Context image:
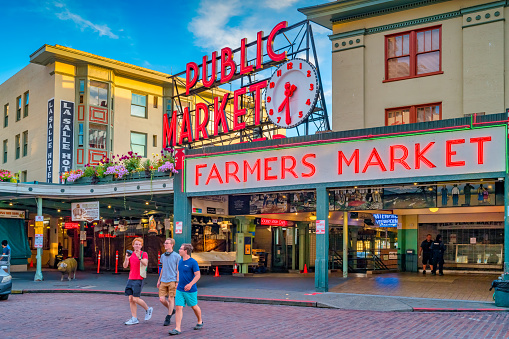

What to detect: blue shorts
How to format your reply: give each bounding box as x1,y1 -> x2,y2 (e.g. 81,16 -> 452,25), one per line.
175,290 -> 198,307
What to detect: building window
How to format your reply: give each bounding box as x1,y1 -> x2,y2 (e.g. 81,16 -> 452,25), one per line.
385,26 -> 441,81
78,123 -> 84,147
21,170 -> 27,182
3,104 -> 8,128
89,123 -> 107,149
386,103 -> 441,126
79,80 -> 85,104
16,96 -> 21,121
2,139 -> 7,163
153,135 -> 157,147
131,93 -> 147,118
15,134 -> 20,159
23,91 -> 29,117
22,131 -> 28,157
89,81 -> 108,107
166,99 -> 172,116
130,132 -> 147,157
153,96 -> 158,108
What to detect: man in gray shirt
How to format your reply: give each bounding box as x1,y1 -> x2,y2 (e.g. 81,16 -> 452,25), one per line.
157,238 -> 181,326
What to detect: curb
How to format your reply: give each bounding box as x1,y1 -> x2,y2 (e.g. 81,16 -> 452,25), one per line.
12,289 -> 509,312
413,307 -> 509,312
15,289 -> 319,308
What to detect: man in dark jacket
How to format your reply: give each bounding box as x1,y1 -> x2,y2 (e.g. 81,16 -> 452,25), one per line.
430,234 -> 445,276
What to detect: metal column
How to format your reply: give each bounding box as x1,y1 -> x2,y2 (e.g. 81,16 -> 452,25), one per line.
173,170 -> 192,248
34,198 -> 43,281
315,186 -> 329,292
79,221 -> 85,271
343,211 -> 348,278
505,176 -> 509,280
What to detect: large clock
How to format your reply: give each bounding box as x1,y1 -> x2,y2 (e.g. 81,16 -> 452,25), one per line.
265,58 -> 319,129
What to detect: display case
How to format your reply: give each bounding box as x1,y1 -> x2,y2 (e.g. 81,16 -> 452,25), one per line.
452,244 -> 503,265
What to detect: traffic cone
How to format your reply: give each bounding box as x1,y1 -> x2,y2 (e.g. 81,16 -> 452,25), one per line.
214,266 -> 220,277
233,264 -> 239,274
303,264 -> 308,274
29,258 -> 34,268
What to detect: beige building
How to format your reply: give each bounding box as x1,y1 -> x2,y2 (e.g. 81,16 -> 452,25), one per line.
300,0 -> 507,131
0,45 -> 274,182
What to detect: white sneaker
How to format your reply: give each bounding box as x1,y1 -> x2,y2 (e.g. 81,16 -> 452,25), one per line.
145,307 -> 153,321
125,317 -> 139,325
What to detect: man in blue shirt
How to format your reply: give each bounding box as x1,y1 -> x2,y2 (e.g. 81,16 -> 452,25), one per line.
169,243 -> 203,336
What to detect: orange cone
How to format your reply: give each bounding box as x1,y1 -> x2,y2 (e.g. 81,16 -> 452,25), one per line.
29,258 -> 34,268
214,266 -> 220,277
233,264 -> 239,274
303,264 -> 308,274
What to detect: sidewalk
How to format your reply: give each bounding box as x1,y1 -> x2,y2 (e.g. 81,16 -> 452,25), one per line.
10,269 -> 508,312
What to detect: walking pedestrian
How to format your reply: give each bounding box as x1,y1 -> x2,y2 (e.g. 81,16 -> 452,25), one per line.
431,234 -> 445,276
123,237 -> 153,325
169,243 -> 203,336
157,238 -> 181,326
418,234 -> 433,274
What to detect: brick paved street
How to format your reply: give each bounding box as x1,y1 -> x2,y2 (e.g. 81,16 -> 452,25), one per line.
3,294 -> 509,338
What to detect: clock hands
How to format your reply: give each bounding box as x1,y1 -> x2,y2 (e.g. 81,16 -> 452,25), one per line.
278,82 -> 297,125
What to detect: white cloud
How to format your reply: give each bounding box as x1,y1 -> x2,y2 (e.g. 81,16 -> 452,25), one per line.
56,8 -> 119,39
188,0 -> 257,52
263,0 -> 299,10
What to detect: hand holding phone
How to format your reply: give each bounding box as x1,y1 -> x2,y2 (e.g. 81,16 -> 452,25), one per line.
126,249 -> 133,257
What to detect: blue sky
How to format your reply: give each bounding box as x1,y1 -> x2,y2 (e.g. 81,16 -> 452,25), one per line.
1,0 -> 333,119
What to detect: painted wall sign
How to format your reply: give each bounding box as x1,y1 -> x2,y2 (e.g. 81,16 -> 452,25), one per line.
59,100 -> 74,175
47,98 -> 55,183
186,126 -> 506,193
164,21 -> 293,147
0,209 -> 25,219
71,201 -> 99,222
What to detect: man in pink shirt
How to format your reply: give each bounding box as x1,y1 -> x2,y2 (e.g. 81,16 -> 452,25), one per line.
123,237 -> 153,325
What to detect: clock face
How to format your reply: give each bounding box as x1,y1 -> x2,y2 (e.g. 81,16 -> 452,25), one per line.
265,58 -> 319,129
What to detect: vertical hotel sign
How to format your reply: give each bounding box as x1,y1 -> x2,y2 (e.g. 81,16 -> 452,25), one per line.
59,100 -> 74,175
46,98 -> 54,183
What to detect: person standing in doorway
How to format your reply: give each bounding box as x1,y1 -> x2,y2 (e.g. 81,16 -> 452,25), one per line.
169,243 -> 203,336
157,238 -> 181,326
418,234 -> 433,274
431,234 -> 446,276
123,237 -> 153,325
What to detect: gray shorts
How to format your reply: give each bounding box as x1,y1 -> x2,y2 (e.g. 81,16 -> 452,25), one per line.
125,279 -> 143,297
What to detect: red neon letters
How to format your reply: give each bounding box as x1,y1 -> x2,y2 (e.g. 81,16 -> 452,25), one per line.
171,22 -> 288,147
195,153 -> 317,186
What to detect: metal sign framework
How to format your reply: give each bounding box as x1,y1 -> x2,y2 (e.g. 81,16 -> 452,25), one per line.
169,20 -> 330,149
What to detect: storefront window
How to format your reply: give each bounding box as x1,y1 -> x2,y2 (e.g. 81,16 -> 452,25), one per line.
89,123 -> 107,149
89,81 -> 108,107
420,223 -> 504,267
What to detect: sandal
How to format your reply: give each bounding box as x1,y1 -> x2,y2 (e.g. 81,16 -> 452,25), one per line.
193,323 -> 204,330
168,329 -> 181,336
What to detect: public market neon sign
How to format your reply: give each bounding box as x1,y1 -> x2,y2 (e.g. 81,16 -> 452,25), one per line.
164,21 -> 288,147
